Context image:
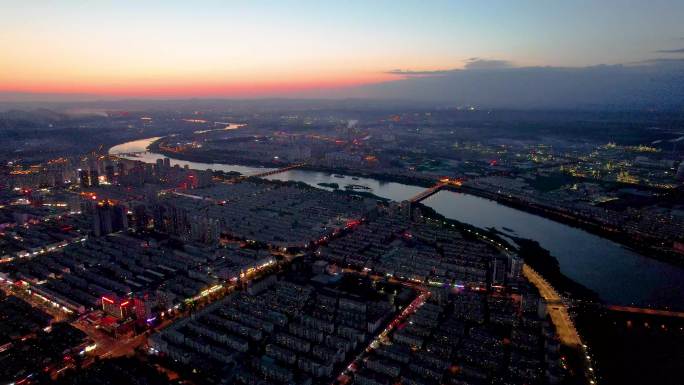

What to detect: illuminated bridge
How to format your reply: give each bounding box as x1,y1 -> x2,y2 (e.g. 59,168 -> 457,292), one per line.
408,178 -> 464,203
250,163 -> 307,178
409,183 -> 446,203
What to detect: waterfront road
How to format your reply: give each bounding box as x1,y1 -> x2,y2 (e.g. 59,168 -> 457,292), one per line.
523,264 -> 582,347
607,305 -> 684,318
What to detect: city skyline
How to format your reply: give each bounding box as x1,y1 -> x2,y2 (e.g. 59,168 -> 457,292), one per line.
1,3 -> 684,384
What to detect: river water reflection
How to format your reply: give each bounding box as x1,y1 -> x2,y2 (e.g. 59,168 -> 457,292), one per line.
109,138 -> 273,176
421,191 -> 684,310
110,137 -> 684,310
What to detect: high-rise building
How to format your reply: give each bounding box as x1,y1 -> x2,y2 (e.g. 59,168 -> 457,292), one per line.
105,164 -> 115,184
117,162 -> 126,178
89,170 -> 100,187
133,204 -> 149,230
491,255 -> 508,286
197,169 -> 213,188
93,200 -> 128,236
79,169 -> 90,188
508,255 -> 523,281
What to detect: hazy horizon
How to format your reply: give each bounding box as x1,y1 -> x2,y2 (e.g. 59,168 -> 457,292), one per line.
2,1 -> 684,108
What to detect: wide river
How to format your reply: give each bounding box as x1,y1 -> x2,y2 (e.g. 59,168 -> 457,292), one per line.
110,138 -> 684,310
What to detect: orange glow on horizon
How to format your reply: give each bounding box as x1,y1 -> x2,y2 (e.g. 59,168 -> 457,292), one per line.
0,74 -> 396,97
0,73 -> 396,98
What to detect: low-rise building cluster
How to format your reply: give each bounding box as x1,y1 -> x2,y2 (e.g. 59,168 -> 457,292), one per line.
1,233 -> 273,320
150,275 -> 399,385
354,285 -> 562,385
319,204 -> 521,289
154,181 -> 376,247
0,219 -> 85,262
0,294 -> 53,350
0,322 -> 90,384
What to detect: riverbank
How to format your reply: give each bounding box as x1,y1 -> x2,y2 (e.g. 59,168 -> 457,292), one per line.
149,137 -> 436,188
149,139 -> 291,169
514,237 -> 598,301
455,184 -> 684,267
299,165 -> 435,188
109,136 -> 684,310
141,137 -> 681,269
416,203 -> 598,302
246,176 -> 391,203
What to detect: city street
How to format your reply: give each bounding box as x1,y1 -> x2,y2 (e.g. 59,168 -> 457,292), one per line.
333,277 -> 430,385
523,264 -> 582,347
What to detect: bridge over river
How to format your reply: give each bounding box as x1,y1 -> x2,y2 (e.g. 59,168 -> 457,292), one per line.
110,137 -> 684,316
408,179 -> 464,203
248,163 -> 307,178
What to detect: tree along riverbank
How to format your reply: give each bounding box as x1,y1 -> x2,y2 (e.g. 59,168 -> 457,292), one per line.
147,136 -> 682,267
416,203 -> 599,303
454,184 -> 684,267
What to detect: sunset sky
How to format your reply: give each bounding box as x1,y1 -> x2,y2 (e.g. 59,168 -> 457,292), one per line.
2,0 -> 683,99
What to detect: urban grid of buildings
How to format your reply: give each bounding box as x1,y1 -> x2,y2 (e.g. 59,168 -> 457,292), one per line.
2,109 -> 681,385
